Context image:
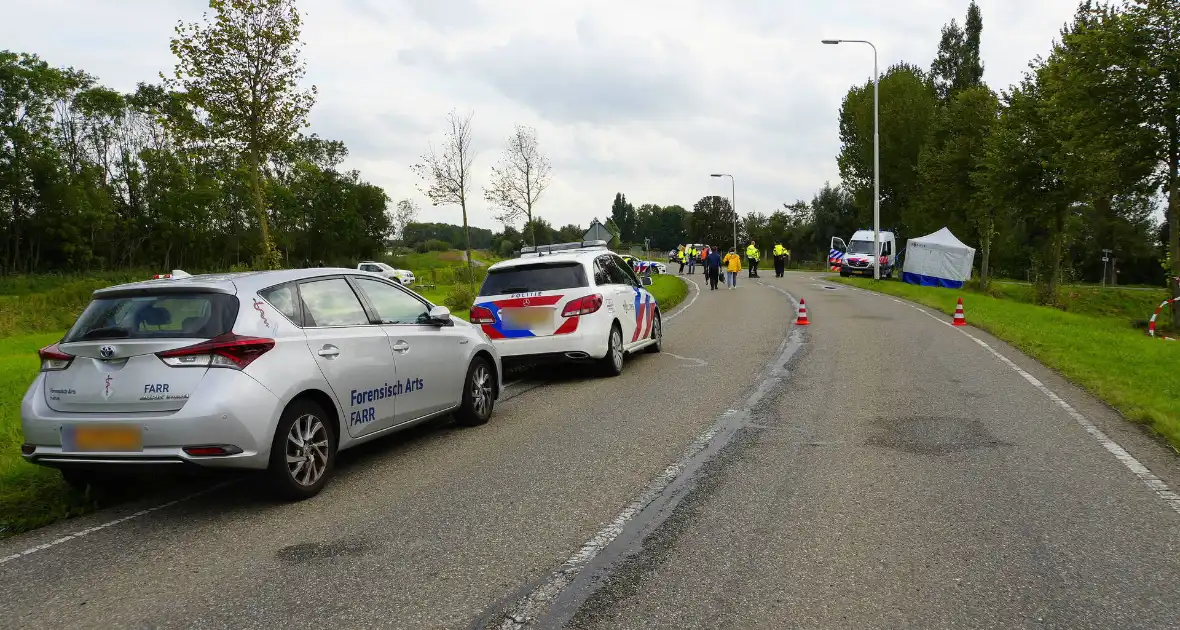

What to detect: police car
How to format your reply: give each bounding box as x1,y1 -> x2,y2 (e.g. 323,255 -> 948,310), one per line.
21,268 -> 501,499
620,254 -> 667,275
470,241 -> 662,376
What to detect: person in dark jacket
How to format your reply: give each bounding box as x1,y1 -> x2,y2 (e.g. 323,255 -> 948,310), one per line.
705,245 -> 723,290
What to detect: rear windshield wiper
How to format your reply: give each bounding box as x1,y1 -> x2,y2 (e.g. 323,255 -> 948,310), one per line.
496,286 -> 534,294
77,326 -> 131,340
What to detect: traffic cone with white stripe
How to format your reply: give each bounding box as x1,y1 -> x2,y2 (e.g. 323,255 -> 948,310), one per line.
795,299 -> 810,326
952,297 -> 967,326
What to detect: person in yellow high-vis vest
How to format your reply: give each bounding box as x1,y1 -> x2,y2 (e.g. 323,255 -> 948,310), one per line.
746,241 -> 760,278
772,242 -> 787,277
676,246 -> 686,274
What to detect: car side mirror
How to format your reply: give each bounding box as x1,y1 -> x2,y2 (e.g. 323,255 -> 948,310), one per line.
640,276 -> 653,287
427,305 -> 452,325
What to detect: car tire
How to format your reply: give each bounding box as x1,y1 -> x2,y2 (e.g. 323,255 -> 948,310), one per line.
266,398 -> 336,501
454,356 -> 495,427
646,311 -> 663,353
840,270 -> 850,277
600,323 -> 625,377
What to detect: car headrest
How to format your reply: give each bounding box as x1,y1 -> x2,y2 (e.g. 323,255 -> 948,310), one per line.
137,305 -> 172,327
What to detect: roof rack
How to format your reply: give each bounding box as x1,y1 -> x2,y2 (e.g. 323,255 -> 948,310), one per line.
519,240 -> 609,258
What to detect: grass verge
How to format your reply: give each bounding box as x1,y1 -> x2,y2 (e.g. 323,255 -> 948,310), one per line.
650,274 -> 689,311
0,333 -> 102,536
833,276 -> 1180,448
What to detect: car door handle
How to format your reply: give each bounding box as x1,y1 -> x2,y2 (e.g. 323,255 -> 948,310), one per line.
392,340 -> 410,354
317,345 -> 340,358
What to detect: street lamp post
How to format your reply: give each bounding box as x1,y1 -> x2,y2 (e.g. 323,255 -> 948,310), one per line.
710,173 -> 736,253
823,38 -> 880,280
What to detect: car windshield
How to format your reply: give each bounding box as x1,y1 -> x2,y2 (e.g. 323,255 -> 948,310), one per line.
847,240 -> 877,255
63,293 -> 238,342
479,262 -> 589,296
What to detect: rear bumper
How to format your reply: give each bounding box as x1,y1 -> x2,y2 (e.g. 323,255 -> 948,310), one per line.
20,370 -> 283,471
491,328 -> 611,363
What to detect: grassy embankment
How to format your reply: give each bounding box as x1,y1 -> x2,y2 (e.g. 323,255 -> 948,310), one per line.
833,276 -> 1179,448
0,254 -> 687,535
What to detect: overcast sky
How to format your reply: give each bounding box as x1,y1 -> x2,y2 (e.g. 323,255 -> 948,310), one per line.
5,0 -> 1080,231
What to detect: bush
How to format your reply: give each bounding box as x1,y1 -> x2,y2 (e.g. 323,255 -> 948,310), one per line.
497,240 -> 516,258
444,283 -> 478,312
425,239 -> 451,252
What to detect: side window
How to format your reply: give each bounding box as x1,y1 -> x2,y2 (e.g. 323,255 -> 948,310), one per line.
353,277 -> 430,325
300,278 -> 370,327
883,242 -> 892,256
259,283 -> 301,326
592,258 -> 611,286
608,255 -> 640,286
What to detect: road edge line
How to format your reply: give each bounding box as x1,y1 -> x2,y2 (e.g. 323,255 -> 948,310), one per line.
844,283 -> 1180,516
487,288 -> 801,628
662,275 -> 700,322
0,480 -> 237,566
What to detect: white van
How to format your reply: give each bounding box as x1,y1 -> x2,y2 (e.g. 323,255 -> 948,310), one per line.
830,230 -> 898,278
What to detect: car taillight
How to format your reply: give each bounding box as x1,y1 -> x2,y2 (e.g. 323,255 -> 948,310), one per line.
470,305 -> 496,324
152,274 -> 172,279
38,344 -> 74,372
562,294 -> 603,318
156,333 -> 275,369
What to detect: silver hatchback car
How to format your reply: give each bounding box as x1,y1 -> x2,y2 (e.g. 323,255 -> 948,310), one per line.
21,268 -> 502,499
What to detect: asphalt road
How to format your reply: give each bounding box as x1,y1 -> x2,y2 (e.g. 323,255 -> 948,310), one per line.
3,272 -> 1180,629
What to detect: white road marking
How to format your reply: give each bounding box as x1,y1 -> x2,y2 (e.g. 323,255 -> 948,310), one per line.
497,290 -> 803,628
848,285 -> 1180,516
662,276 -> 700,322
663,352 -> 708,367
0,480 -> 236,566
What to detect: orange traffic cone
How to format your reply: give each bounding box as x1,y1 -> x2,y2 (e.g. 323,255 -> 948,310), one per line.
952,297 -> 966,326
795,299 -> 810,326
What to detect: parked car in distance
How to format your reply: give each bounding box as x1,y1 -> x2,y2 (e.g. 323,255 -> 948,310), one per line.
21,268 -> 500,499
358,261 -> 416,286
620,254 -> 666,275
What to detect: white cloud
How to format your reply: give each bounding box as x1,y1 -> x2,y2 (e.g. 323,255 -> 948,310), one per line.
2,0 -> 1079,230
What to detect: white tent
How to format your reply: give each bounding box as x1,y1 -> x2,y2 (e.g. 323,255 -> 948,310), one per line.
902,227 -> 976,289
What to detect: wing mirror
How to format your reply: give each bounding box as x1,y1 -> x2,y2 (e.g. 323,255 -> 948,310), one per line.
427,305 -> 452,325
640,276 -> 653,287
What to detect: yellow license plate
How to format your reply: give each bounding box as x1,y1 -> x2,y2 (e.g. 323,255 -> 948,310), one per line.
64,425 -> 143,452
503,308 -> 551,328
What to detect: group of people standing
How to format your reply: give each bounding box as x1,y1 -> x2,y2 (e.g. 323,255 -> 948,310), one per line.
674,241 -> 792,291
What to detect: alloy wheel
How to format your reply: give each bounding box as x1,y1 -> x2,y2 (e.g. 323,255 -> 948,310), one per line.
471,363 -> 493,418
612,329 -> 624,370
286,413 -> 329,487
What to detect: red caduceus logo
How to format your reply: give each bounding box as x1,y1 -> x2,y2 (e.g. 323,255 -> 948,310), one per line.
104,374 -> 112,397
253,298 -> 270,328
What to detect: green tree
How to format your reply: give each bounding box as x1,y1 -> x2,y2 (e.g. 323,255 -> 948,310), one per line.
610,192 -> 636,242
837,63 -> 937,233
167,0 -> 317,269
412,109 -> 477,281
930,1 -> 985,104
690,195 -> 734,248
978,72 -> 1072,304
1118,0 -> 1180,324
916,85 -> 1000,285
960,2 -> 985,92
